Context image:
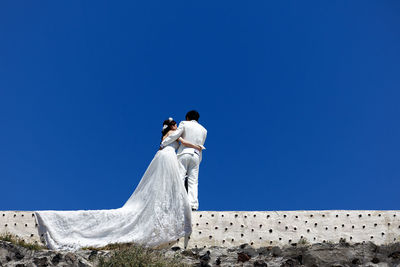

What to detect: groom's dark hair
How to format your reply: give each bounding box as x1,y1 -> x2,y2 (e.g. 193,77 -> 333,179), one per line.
186,110 -> 200,121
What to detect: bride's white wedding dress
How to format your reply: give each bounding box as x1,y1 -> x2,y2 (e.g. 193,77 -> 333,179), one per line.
35,141 -> 192,251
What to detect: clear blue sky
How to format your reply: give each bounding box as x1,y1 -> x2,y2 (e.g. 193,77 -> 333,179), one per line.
1,1 -> 399,211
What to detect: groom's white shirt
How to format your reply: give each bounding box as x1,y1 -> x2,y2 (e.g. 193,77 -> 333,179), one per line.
161,120 -> 207,161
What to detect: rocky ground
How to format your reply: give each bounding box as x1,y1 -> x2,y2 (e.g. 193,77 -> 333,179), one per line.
0,241 -> 111,266
164,241 -> 400,267
2,240 -> 400,266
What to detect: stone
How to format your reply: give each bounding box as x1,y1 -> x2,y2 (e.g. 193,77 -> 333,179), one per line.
371,257 -> 380,264
365,241 -> 379,253
280,258 -> 297,267
65,252 -> 77,264
182,249 -> 199,258
78,258 -> 92,267
240,244 -> 257,258
301,252 -> 318,266
339,238 -> 350,247
352,258 -> 361,265
51,253 -> 62,265
256,247 -> 271,256
14,250 -> 24,260
199,250 -> 211,267
293,255 -> 303,265
88,250 -> 97,261
240,244 -> 249,249
199,250 -> 211,261
3,237 -> 400,267
237,252 -> 251,262
33,257 -> 49,267
254,259 -> 268,266
271,246 -> 282,257
389,251 -> 400,259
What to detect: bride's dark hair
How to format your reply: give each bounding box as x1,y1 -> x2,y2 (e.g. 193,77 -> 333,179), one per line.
161,118 -> 177,140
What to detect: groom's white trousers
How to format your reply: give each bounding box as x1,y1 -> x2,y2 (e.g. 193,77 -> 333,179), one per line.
178,153 -> 200,210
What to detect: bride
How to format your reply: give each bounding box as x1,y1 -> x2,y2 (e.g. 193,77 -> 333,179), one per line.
35,118 -> 202,250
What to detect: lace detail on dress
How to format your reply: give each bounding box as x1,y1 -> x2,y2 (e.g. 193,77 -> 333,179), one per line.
35,140 -> 191,251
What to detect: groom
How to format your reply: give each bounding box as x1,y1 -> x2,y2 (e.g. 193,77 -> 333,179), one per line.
161,110 -> 207,211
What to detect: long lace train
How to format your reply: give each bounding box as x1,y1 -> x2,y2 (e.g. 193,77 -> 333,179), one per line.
35,145 -> 192,250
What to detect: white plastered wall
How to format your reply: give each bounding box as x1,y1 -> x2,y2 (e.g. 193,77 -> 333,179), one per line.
1,210 -> 399,249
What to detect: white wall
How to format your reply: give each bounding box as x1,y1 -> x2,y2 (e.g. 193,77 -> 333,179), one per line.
1,210 -> 399,249
176,210 -> 400,248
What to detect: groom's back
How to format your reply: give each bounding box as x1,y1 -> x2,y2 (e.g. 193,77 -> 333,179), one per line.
177,120 -> 207,158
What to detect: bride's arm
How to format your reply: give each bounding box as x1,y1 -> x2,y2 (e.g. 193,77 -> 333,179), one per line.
160,122 -> 185,148
178,137 -> 204,151
162,131 -> 171,141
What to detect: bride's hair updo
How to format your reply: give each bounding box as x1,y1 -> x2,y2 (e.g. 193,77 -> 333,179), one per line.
161,118 -> 177,140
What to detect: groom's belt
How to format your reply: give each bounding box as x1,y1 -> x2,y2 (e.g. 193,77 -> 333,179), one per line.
179,148 -> 200,156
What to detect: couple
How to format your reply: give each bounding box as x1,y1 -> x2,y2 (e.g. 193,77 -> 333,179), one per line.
35,110 -> 207,250
161,110 -> 207,211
